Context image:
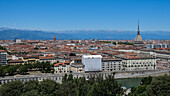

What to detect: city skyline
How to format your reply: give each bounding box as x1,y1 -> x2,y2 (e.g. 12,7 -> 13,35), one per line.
0,0 -> 170,96
0,0 -> 170,31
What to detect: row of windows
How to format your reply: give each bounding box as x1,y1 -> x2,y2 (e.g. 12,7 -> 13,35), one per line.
57,68 -> 70,70
126,65 -> 155,67
103,62 -> 121,64
102,66 -> 121,68
56,71 -> 70,73
102,69 -> 121,71
132,62 -> 153,64
103,64 -> 121,66
123,62 -> 154,64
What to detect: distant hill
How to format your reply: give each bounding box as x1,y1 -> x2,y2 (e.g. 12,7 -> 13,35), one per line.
0,27 -> 69,40
0,27 -> 169,40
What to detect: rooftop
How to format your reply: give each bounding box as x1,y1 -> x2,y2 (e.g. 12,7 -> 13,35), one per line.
0,50 -> 6,52
82,55 -> 102,58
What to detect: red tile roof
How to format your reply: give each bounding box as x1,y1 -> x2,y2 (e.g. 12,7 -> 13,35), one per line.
54,62 -> 66,67
39,56 -> 56,60
0,50 -> 6,52
54,61 -> 70,67
64,61 -> 70,64
46,54 -> 53,57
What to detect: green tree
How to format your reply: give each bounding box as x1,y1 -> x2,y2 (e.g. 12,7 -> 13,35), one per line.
4,66 -> 17,75
0,80 -> 24,96
130,85 -> 147,96
146,75 -> 170,96
76,77 -> 90,96
0,66 -> 5,76
67,74 -> 73,82
141,76 -> 152,85
19,65 -> 28,75
88,75 -> 123,96
58,81 -> 77,96
62,74 -> 68,83
38,79 -> 60,96
21,90 -> 39,96
23,80 -> 39,92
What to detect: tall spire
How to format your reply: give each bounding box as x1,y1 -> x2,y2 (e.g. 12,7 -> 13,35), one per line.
137,20 -> 140,35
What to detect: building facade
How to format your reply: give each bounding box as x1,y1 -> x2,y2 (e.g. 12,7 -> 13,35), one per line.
102,58 -> 122,72
15,39 -> 22,43
122,58 -> 156,70
39,55 -> 57,64
82,55 -> 102,72
54,61 -> 71,73
0,50 -> 7,65
70,59 -> 84,73
70,63 -> 84,73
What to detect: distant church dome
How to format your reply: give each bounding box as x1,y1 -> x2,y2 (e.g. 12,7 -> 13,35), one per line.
135,34 -> 143,41
134,21 -> 144,46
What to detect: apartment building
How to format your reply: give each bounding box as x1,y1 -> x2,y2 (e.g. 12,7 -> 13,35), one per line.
54,61 -> 71,73
102,58 -> 122,71
0,50 -> 7,65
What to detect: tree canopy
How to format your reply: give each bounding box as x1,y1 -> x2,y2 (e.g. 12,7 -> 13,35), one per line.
0,74 -> 124,96
128,75 -> 170,96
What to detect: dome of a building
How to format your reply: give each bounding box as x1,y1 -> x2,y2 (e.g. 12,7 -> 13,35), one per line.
134,21 -> 144,46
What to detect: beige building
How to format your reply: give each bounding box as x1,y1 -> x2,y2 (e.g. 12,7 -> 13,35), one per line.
39,55 -> 57,64
102,58 -> 122,72
116,53 -> 156,71
54,61 -> 70,73
121,56 -> 156,71
70,58 -> 84,73
8,60 -> 24,65
71,63 -> 84,73
122,58 -> 156,70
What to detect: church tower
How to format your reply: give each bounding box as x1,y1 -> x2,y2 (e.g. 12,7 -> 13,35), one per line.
134,21 -> 144,46
54,36 -> 56,41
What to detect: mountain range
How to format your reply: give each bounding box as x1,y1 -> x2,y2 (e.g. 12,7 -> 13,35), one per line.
0,27 -> 170,40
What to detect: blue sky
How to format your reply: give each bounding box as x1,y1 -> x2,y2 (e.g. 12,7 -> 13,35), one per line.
0,0 -> 170,31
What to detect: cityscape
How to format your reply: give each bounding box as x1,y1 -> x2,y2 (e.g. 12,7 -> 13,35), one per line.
0,0 -> 170,96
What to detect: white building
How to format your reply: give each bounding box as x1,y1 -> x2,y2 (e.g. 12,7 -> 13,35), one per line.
82,55 -> 102,72
15,39 -> 22,43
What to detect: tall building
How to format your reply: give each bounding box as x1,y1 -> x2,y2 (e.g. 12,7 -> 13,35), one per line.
134,21 -> 144,46
0,50 -> 7,65
15,39 -> 22,43
54,36 -> 56,41
82,55 -> 102,72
